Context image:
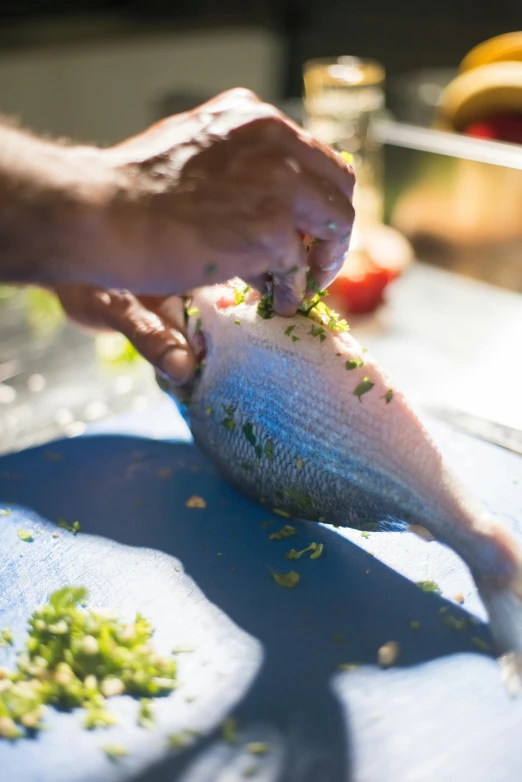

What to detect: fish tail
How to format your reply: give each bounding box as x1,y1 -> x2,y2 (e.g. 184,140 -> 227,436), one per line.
477,565 -> 522,696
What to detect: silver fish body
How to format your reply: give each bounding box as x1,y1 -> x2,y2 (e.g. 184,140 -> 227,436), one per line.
159,281 -> 522,686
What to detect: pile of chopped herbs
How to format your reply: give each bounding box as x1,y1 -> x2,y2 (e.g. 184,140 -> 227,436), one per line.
0,587 -> 176,740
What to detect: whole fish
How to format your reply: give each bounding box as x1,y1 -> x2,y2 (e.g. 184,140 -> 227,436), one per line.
158,280 -> 522,689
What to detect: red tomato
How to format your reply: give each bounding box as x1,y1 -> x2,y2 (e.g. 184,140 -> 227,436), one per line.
465,114 -> 522,144
328,253 -> 393,314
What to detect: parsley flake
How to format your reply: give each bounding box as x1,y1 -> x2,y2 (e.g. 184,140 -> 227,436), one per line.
269,525 -> 296,541
17,529 -> 34,542
353,378 -> 374,400
272,571 -> 300,588
345,358 -> 363,370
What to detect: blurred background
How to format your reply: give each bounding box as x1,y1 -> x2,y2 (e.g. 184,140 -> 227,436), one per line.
1,2 -> 522,453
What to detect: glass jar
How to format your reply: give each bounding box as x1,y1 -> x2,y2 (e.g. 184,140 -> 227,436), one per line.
303,56 -> 385,236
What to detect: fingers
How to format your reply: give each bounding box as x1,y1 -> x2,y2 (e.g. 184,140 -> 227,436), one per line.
306,231 -> 352,295
94,290 -> 197,385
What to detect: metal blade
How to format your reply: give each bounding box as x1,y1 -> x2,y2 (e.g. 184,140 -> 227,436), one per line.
426,407 -> 522,456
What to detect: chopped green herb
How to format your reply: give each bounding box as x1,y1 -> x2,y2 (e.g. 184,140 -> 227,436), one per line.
57,518 -> 80,534
269,525 -> 297,541
337,663 -> 359,672
416,580 -> 441,593
286,542 -> 323,560
353,378 -> 375,401
223,404 -> 236,417
361,531 -> 371,539
247,742 -> 270,755
138,698 -> 155,730
273,508 -> 290,518
205,263 -> 217,276
261,521 -> 274,528
284,325 -> 296,336
443,615 -> 466,631
345,358 -> 363,370
384,389 -> 393,404
221,418 -> 236,432
243,422 -> 256,447
167,730 -> 196,749
272,571 -> 300,589
309,325 -> 325,339
234,319 -> 241,325
186,307 -> 199,316
296,459 -> 304,469
205,406 -> 213,416
241,461 -> 252,471
257,291 -> 275,320
17,529 -> 34,543
0,587 -> 177,741
221,716 -> 238,744
263,439 -> 274,462
409,621 -> 421,630
470,636 -> 491,653
0,628 -> 14,646
103,744 -> 127,761
291,335 -> 300,342
0,508 -> 11,516
234,285 -> 251,306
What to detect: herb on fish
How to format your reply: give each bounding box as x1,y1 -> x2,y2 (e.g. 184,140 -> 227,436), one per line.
243,422 -> 257,448
103,744 -> 127,761
241,461 -> 252,471
205,406 -> 213,416
283,488 -> 319,515
309,325 -> 326,341
186,495 -> 206,509
247,742 -> 269,755
272,571 -> 300,589
361,531 -> 371,539
264,439 -> 274,462
416,580 -> 441,593
284,325 -> 296,337
269,525 -> 296,541
221,716 -> 238,744
0,587 -> 177,740
292,335 -> 300,342
223,404 -> 236,416
186,307 -> 199,317
383,389 -> 393,403
353,378 -> 374,401
409,621 -> 421,630
17,530 -> 33,543
296,459 -> 304,469
234,319 -> 241,325
57,518 -> 80,534
0,628 -> 13,646
345,358 -> 363,370
221,417 -> 236,431
204,263 -> 217,276
234,285 -> 251,306
0,508 -> 11,516
286,543 -> 315,560
257,291 -> 275,320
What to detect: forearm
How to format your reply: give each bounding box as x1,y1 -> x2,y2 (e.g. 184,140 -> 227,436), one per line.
0,121 -> 119,286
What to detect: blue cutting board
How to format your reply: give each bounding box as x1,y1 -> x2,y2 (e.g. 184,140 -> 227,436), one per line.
0,402 -> 521,782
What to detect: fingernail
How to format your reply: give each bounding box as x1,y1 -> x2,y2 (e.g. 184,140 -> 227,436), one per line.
160,347 -> 194,385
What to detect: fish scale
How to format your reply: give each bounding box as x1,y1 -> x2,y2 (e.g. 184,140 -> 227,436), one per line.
159,280 -> 522,691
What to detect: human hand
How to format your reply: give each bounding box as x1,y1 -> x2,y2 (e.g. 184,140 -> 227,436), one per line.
53,285 -> 197,385
95,88 -> 355,315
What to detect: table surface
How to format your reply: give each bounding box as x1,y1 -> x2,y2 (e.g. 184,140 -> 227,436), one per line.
1,264 -> 522,782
